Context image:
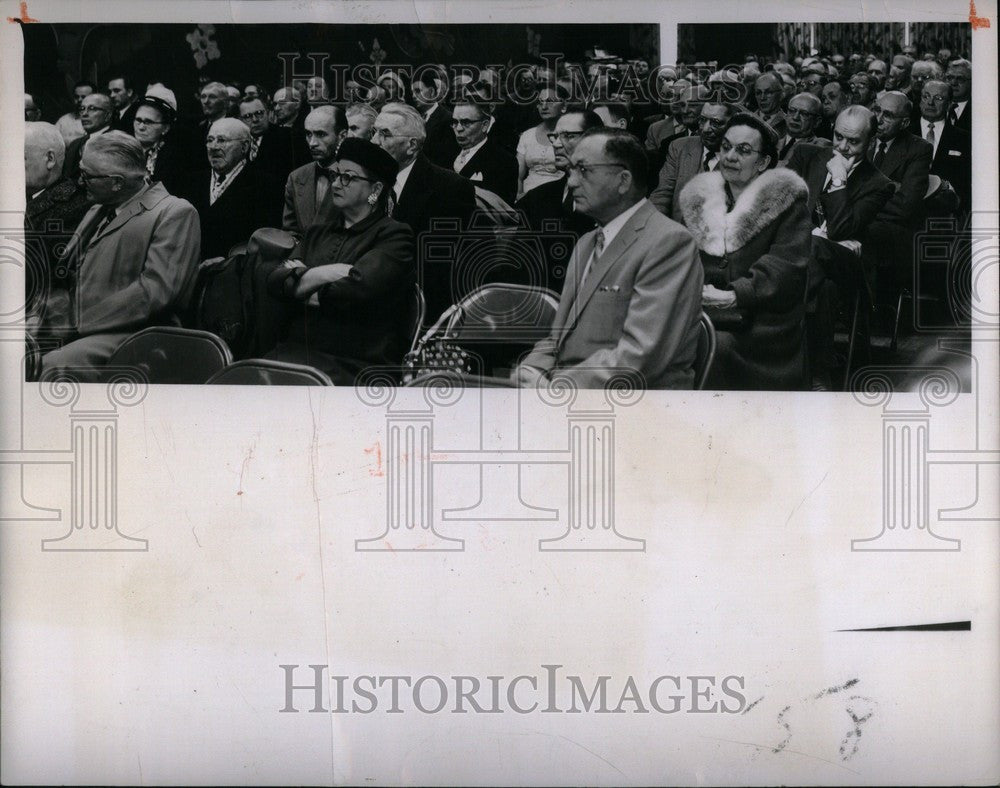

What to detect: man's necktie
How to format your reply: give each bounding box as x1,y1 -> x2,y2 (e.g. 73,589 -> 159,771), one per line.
925,122 -> 936,146
455,149 -> 471,173
948,105 -> 959,126
581,229 -> 605,283
85,205 -> 116,249
872,140 -> 887,171
315,168 -> 330,206
780,138 -> 796,160
703,151 -> 716,172
561,188 -> 574,215
249,137 -> 261,161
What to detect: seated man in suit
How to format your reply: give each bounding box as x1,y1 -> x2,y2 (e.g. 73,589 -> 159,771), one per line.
918,79 -> 971,216
864,91 -> 933,292
239,97 -> 294,183
786,105 -> 894,388
187,118 -> 283,260
108,74 -> 140,135
945,58 -> 972,132
451,98 -> 518,206
848,73 -> 877,109
650,100 -> 734,221
197,82 -> 229,141
411,65 -> 459,169
38,132 -> 201,381
514,128 -> 704,390
24,122 -> 91,319
906,61 -> 943,124
753,72 -> 787,138
282,105 -> 348,236
63,93 -> 114,180
372,102 -> 476,323
515,107 -> 603,293
776,92 -> 832,165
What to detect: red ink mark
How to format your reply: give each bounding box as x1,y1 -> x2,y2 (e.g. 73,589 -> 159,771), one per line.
383,539 -> 394,551
364,441 -> 384,477
969,0 -> 991,28
295,573 -> 304,581
6,1 -> 38,22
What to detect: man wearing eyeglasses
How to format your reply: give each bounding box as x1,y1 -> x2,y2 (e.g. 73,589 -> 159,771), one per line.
184,118 -> 282,260
945,59 -> 972,132
62,93 -> 114,181
776,93 -> 831,166
752,73 -> 787,139
451,99 -> 518,206
282,105 -> 349,236
515,128 -> 703,390
905,61 -> 943,124
372,102 -> 475,322
515,108 -> 604,293
918,80 -> 970,215
37,131 -> 201,382
238,97 -> 294,182
650,101 -> 735,221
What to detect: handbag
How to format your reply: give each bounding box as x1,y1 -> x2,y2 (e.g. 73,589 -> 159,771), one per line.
402,304 -> 475,383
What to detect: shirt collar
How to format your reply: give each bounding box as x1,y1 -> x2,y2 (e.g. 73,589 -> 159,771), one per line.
212,159 -> 247,187
394,158 -> 416,199
597,198 -> 647,248
458,137 -> 488,162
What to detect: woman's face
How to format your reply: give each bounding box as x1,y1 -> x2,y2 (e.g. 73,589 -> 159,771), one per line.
718,125 -> 769,188
327,161 -> 381,210
133,105 -> 168,147
537,89 -> 565,121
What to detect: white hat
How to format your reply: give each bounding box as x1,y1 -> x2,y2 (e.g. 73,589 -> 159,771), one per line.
144,83 -> 177,113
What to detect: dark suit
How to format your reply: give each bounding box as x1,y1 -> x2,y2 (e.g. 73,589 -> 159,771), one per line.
922,120 -> 971,214
24,178 -> 92,314
520,199 -> 704,389
186,162 -> 283,259
62,127 -> 112,180
422,104 -> 459,170
146,139 -> 196,200
282,162 -> 340,237
649,135 -> 706,221
456,140 -> 518,206
392,154 -> 476,322
951,100 -> 971,133
250,126 -> 296,183
112,101 -> 139,135
776,134 -> 832,166
515,174 -> 596,293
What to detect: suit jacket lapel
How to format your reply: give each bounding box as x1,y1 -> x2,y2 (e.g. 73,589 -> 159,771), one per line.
300,166 -> 318,224
91,189 -> 148,244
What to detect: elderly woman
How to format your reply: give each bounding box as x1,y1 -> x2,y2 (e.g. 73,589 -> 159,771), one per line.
516,83 -> 568,198
265,138 -> 414,384
131,91 -> 189,197
678,112 -> 812,390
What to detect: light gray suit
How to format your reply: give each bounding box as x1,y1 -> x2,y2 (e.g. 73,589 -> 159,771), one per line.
649,135 -> 705,221
521,199 -> 704,389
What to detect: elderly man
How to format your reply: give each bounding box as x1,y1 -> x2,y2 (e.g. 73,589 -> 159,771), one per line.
185,118 -> 282,259
918,79 -> 971,213
282,105 -> 348,235
848,72 -> 877,108
24,93 -> 42,122
515,108 -> 604,293
753,72 -> 787,137
866,59 -> 889,90
650,100 -> 735,221
24,122 -> 91,315
38,132 -> 201,380
819,79 -> 850,137
776,92 -> 832,164
346,103 -> 377,140
272,86 -> 303,128
906,61 -> 943,123
305,76 -> 331,109
514,128 -> 703,390
787,105 -> 894,389
371,102 -> 476,322
108,74 -> 140,134
411,65 -> 458,169
55,80 -> 95,144
198,81 -> 229,140
451,98 -> 518,206
238,97 -> 293,181
886,55 -> 914,93
863,90 -> 933,293
62,93 -> 114,180
945,58 -> 972,132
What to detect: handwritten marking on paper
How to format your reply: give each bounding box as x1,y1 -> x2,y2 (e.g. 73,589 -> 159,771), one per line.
6,1 -> 38,22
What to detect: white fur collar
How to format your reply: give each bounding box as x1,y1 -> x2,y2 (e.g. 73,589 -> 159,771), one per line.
679,168 -> 808,256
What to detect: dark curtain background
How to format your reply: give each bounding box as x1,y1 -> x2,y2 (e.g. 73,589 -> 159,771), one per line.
23,22 -> 660,123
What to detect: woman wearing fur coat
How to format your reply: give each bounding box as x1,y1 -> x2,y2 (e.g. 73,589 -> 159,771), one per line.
679,113 -> 812,390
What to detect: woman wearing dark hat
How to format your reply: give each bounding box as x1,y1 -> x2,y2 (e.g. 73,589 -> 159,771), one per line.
132,90 -> 192,198
678,112 -> 812,389
264,137 -> 415,384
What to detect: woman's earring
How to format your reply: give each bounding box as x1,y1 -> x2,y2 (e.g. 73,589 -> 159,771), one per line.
367,192 -> 378,206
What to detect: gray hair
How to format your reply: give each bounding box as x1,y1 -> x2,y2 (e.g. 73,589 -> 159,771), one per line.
346,102 -> 378,123
83,130 -> 147,175
25,121 -> 66,170
838,104 -> 877,139
208,117 -> 251,140
879,89 -> 912,117
273,86 -> 301,102
911,60 -> 944,78
789,91 -> 822,114
378,101 -> 426,143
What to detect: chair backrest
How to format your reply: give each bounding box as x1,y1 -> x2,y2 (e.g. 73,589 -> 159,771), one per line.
451,283 -> 560,345
206,358 -> 333,386
107,326 -> 233,384
693,312 -> 716,391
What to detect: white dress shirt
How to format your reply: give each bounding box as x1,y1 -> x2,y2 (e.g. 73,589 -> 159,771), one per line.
394,158 -> 416,202
210,160 -> 246,205
454,138 -> 488,173
579,198 -> 648,282
920,118 -> 945,158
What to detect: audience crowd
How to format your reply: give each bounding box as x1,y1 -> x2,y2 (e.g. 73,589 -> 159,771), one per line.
23,43 -> 972,389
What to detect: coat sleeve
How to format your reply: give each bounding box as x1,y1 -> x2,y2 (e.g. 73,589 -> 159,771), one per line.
649,140 -> 681,216
877,140 -> 932,225
281,173 -> 300,235
317,222 -> 415,309
561,227 -> 704,389
729,202 -> 811,313
822,173 -> 894,242
78,199 -> 202,335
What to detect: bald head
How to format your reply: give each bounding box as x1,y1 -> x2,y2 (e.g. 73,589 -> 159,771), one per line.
206,118 -> 250,174
25,122 -> 66,192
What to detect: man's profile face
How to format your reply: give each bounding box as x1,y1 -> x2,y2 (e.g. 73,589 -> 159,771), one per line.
239,99 -> 269,137
698,104 -> 729,151
78,148 -> 120,204
347,111 -> 376,141
24,137 -> 54,193
79,94 -> 112,133
371,112 -> 412,164
107,79 -> 133,110
200,86 -> 226,119
73,84 -> 94,112
306,77 -> 329,106
832,111 -> 871,160
873,94 -> 909,141
551,113 -> 588,170
304,112 -> 341,165
566,135 -> 624,221
272,91 -> 300,124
